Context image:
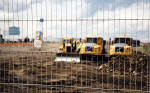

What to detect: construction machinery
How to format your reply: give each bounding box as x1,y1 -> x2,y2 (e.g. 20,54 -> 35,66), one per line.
58,37 -> 79,53
110,37 -> 133,55
79,37 -> 105,60
132,40 -> 140,47
55,37 -> 80,62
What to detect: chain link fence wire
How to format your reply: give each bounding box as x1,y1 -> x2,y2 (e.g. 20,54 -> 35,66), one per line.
0,0 -> 150,93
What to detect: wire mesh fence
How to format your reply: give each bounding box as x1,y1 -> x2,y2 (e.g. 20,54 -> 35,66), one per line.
0,0 -> 150,93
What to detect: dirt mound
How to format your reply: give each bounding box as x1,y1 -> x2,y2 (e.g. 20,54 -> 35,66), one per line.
0,50 -> 149,92
99,52 -> 150,76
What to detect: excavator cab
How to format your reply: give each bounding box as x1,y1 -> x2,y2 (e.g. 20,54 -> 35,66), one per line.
60,38 -> 74,53
56,37 -> 80,62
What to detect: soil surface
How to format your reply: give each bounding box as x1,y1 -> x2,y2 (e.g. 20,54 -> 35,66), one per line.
0,43 -> 149,93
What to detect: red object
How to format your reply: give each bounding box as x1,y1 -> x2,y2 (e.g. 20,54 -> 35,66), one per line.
0,43 -> 33,46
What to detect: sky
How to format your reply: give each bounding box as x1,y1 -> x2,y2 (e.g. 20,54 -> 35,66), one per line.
0,0 -> 150,42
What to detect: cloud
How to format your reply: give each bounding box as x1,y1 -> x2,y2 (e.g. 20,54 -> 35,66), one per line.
88,2 -> 150,42
0,0 -> 149,42
0,0 -> 43,13
85,0 -> 150,17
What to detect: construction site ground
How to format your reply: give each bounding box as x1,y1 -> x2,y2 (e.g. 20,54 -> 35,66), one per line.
0,43 -> 150,93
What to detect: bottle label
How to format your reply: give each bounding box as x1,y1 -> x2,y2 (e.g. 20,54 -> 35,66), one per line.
35,31 -> 43,40
34,31 -> 43,48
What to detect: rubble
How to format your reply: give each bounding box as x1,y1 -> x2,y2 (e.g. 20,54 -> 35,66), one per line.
99,52 -> 150,77
0,45 -> 149,92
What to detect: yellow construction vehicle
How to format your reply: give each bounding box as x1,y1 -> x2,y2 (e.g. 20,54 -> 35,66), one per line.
79,37 -> 105,60
110,37 -> 133,55
59,37 -> 78,53
55,37 -> 81,62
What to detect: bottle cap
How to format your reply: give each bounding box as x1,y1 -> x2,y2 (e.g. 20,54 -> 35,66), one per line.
40,18 -> 44,22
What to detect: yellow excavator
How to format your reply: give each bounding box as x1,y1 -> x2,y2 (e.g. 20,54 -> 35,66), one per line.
56,37 -> 81,62
58,37 -> 80,54
110,37 -> 133,55
59,38 -> 74,53
79,37 -> 106,60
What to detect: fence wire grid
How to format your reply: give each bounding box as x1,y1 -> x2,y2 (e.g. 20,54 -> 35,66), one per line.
0,0 -> 150,93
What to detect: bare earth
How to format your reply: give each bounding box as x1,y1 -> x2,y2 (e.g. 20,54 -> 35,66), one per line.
0,43 -> 149,93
